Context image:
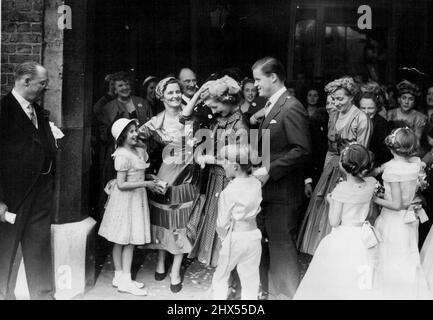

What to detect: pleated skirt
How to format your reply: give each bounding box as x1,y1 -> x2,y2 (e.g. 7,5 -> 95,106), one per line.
187,165 -> 229,267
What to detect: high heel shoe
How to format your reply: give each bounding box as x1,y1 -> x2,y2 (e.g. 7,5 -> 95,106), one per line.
154,271 -> 167,281
170,274 -> 183,293
170,282 -> 183,293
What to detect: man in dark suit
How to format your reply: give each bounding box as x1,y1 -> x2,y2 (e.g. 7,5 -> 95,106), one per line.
0,61 -> 57,299
252,57 -> 311,299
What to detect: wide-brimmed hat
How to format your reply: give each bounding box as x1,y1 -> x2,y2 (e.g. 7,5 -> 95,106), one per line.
111,118 -> 138,141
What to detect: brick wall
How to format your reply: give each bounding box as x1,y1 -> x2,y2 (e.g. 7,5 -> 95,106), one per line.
1,0 -> 44,96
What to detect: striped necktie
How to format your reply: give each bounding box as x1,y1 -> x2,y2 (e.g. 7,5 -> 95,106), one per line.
264,101 -> 272,117
28,104 -> 38,129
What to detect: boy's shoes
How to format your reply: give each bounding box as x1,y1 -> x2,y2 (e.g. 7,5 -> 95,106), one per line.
112,276 -> 145,289
117,279 -> 148,296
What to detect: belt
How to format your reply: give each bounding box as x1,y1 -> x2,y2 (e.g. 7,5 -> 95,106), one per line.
232,220 -> 258,232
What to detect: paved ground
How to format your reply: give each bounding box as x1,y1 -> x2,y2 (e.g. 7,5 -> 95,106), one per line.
79,239 -> 312,300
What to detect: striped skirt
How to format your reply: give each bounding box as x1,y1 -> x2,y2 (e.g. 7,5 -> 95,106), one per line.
187,165 -> 230,267
146,181 -> 199,255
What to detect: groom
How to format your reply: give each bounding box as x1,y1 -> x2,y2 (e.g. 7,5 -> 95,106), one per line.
252,57 -> 311,299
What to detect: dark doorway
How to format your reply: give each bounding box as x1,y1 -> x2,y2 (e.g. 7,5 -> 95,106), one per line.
91,0 -> 293,99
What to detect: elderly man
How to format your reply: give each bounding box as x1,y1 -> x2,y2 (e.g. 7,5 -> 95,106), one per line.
178,67 -> 198,107
0,61 -> 57,300
177,67 -> 214,130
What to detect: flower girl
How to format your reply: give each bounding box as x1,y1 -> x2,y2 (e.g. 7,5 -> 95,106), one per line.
373,127 -> 431,299
295,144 -> 379,299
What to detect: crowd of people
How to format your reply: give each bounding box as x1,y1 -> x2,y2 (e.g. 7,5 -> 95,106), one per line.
2,58 -> 433,300
90,57 -> 433,300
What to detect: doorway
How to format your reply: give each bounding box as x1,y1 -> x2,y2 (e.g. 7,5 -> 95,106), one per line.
288,0 -> 433,85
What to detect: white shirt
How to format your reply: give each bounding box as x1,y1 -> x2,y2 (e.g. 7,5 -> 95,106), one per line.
253,86 -> 288,177
11,88 -> 38,128
264,86 -> 287,117
217,177 -> 262,239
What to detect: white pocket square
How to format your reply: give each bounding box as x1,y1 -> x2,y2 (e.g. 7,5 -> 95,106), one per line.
270,119 -> 277,124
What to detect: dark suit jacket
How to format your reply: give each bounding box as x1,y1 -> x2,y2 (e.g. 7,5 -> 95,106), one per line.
0,92 -> 57,212
370,114 -> 392,166
259,90 -> 311,204
304,107 -> 329,185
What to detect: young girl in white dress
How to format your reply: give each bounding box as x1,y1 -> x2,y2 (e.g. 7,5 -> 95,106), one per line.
373,127 -> 431,299
295,144 -> 379,299
98,118 -> 162,296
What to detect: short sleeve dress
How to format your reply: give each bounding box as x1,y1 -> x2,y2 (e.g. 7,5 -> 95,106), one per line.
374,159 -> 431,299
297,105 -> 372,255
98,147 -> 151,245
295,177 -> 378,299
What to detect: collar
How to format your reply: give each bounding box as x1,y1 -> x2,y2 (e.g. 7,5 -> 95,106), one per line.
12,88 -> 32,110
268,86 -> 287,107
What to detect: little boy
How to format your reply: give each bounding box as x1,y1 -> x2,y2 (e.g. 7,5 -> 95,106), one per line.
211,144 -> 262,300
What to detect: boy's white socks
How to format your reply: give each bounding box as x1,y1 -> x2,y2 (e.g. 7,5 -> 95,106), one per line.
122,273 -> 132,282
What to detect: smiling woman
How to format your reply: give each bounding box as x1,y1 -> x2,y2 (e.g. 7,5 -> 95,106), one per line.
297,77 -> 373,256
185,75 -> 249,268
387,80 -> 427,142
143,77 -> 201,294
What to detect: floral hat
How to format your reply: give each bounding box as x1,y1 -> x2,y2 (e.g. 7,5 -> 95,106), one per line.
325,77 -> 360,97
396,80 -> 421,97
203,75 -> 241,103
